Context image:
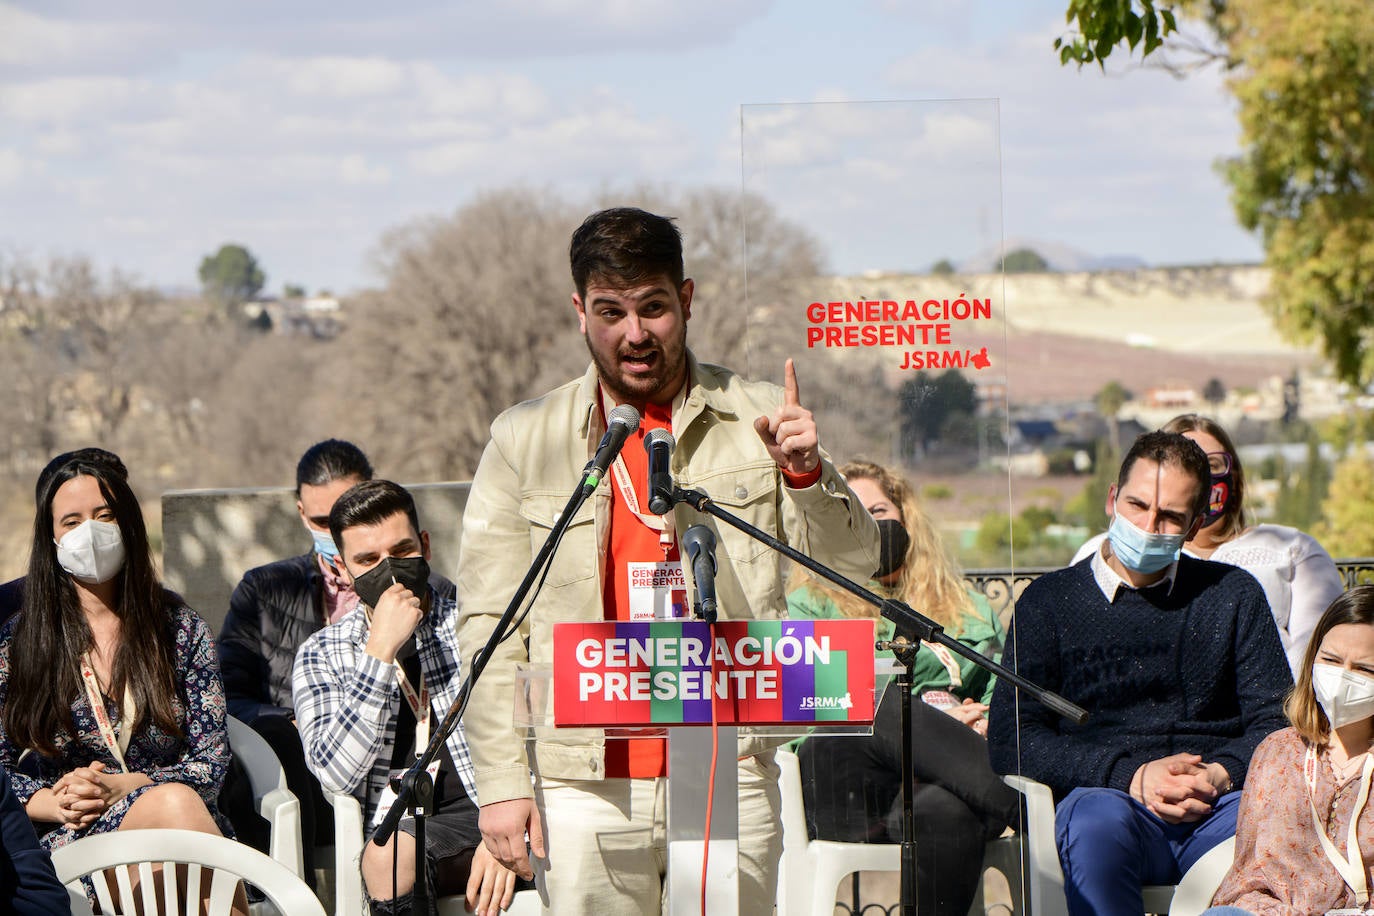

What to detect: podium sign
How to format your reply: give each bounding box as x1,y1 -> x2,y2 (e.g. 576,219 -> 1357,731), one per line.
552,619 -> 876,728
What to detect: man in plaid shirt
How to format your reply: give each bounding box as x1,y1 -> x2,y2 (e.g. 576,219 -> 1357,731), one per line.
292,479 -> 520,916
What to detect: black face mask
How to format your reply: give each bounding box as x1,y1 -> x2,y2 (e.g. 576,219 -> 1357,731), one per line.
352,555 -> 431,610
874,518 -> 910,579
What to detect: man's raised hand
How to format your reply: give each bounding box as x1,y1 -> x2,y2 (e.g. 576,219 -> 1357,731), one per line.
754,359 -> 820,475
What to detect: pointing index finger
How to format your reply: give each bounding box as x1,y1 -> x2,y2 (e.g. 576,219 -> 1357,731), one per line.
784,358 -> 801,407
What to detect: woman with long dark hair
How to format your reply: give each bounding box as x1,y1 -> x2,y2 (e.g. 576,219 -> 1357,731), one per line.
0,448 -> 232,862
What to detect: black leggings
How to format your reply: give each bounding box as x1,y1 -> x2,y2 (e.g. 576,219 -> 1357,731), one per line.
798,691 -> 1020,916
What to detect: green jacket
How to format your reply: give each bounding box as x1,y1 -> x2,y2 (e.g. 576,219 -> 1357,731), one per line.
457,354 -> 882,806
786,583 -> 1005,705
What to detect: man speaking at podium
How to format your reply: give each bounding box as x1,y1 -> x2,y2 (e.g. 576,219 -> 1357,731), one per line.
457,207 -> 880,914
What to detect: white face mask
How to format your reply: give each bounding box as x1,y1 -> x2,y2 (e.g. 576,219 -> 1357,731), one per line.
1313,664 -> 1374,729
54,519 -> 126,585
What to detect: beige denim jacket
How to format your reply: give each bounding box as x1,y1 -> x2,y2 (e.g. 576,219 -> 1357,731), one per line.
456,354 -> 881,805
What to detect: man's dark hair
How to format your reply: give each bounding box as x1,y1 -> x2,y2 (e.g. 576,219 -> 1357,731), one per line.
296,439 -> 374,495
1116,430 -> 1210,520
329,479 -> 420,554
570,207 -> 684,298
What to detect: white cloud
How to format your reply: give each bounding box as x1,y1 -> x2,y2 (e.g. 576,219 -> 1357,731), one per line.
0,148 -> 25,185
1,0 -> 772,80
878,16 -> 1257,266
281,57 -> 408,99
0,3 -> 165,71
338,154 -> 391,185
0,76 -> 141,121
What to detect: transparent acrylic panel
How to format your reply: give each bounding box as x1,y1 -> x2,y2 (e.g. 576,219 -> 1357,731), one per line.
741,99 -> 1025,913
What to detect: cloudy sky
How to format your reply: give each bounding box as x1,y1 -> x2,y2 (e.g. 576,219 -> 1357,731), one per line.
0,1 -> 1260,294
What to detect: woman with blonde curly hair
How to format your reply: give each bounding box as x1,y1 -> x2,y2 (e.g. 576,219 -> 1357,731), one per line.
788,460 -> 1018,916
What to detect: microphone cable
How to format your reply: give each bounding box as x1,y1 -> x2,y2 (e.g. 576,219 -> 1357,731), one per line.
700,618 -> 720,916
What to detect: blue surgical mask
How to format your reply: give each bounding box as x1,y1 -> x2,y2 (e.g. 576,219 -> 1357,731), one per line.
1107,511 -> 1184,575
308,525 -> 340,562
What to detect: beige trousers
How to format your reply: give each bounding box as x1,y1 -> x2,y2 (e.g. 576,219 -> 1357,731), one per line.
532,752 -> 782,915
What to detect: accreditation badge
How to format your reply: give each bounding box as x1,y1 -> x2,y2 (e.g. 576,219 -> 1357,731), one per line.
627,561 -> 687,621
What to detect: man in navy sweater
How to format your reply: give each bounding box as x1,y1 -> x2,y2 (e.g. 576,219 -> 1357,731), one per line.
988,430 -> 1291,916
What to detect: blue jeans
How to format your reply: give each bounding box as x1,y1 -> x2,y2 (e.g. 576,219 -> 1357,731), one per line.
1055,787 -> 1242,916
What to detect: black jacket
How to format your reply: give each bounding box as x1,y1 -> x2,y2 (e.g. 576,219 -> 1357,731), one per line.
217,553 -> 456,724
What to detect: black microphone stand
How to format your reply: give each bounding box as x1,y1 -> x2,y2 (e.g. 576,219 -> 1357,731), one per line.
657,482 -> 1088,916
373,460 -> 604,916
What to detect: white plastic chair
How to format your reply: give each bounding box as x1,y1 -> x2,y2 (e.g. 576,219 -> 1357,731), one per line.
225,715 -> 305,879
1003,774 -> 1178,916
776,748 -> 1022,916
327,791 -> 541,916
49,827 -> 326,916
1167,836 -> 1235,916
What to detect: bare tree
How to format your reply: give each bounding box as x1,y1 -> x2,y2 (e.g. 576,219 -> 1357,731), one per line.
336,189 -> 586,480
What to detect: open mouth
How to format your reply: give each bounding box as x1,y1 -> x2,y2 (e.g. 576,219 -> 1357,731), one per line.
621,350 -> 660,373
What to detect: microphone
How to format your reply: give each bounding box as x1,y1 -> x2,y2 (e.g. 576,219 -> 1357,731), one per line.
583,405 -> 641,495
681,525 -> 718,623
644,429 -> 676,515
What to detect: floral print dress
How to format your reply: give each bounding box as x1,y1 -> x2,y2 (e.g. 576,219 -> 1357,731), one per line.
0,604 -> 231,849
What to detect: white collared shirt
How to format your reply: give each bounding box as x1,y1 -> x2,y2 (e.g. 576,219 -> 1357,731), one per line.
1089,539 -> 1179,602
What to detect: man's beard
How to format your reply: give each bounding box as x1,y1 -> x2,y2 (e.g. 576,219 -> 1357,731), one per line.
585,333 -> 687,404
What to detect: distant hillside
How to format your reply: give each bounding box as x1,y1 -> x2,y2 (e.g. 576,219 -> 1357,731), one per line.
959,238 -> 1150,273
810,264 -> 1319,404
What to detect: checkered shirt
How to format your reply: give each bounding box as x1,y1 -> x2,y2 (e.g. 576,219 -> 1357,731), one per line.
292,591 -> 477,824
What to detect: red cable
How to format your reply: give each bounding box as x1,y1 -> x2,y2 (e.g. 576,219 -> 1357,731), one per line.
700,621 -> 719,916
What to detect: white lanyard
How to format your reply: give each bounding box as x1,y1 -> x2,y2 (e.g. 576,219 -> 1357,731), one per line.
610,456 -> 675,554
79,655 -> 134,774
1307,745 -> 1374,908
599,385 -> 683,557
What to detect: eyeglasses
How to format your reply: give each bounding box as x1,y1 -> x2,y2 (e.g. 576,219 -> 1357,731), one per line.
1206,452 -> 1232,476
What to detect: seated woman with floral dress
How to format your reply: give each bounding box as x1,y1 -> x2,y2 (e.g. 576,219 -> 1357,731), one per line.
0,448 -> 239,912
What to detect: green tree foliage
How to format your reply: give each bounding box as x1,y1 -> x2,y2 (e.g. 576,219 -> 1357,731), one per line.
1314,453 -> 1374,558
1002,248 -> 1050,273
1272,436 -> 1331,530
899,369 -> 978,458
1058,0 -> 1374,387
199,244 -> 265,308
1056,0 -> 1179,66
1094,379 -> 1131,455
930,258 -> 956,276
1220,0 -> 1374,387
283,283 -> 306,299
1065,438 -> 1119,528
974,512 -> 1029,559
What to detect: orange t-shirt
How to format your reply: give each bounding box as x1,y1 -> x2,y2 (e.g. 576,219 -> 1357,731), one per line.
602,399 -> 675,778
597,397 -> 820,777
